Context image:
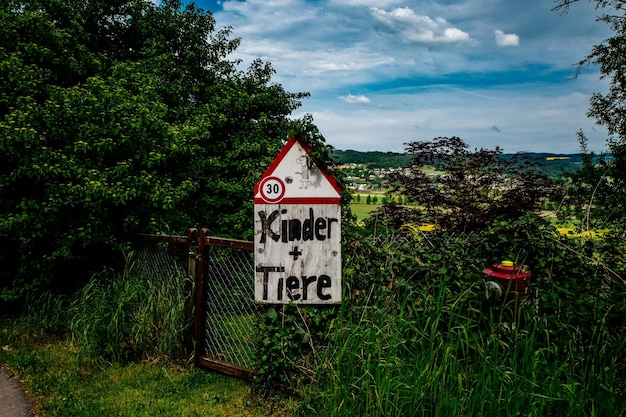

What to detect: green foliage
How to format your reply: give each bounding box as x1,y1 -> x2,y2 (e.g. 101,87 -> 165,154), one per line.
553,0 -> 626,227
296,215 -> 625,415
0,0 -> 331,301
68,252 -> 190,363
255,304 -> 337,396
554,131 -> 619,230
302,289 -> 624,416
332,149 -> 413,168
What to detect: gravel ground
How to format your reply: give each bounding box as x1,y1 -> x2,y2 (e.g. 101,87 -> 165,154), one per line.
0,368 -> 33,417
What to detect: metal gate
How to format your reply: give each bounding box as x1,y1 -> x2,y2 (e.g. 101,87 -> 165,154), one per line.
190,228 -> 259,380
135,229 -> 258,380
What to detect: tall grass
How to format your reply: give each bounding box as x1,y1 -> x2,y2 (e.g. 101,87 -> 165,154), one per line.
19,251 -> 191,364
68,251 -> 191,363
302,280 -> 624,416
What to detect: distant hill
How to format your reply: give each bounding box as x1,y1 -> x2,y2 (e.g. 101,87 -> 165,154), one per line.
333,150 -> 589,176
503,153 -> 584,176
333,150 -> 412,168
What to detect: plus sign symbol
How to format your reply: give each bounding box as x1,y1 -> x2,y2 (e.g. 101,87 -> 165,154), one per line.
289,246 -> 303,260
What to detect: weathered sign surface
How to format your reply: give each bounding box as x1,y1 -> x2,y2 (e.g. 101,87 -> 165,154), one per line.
254,135 -> 342,304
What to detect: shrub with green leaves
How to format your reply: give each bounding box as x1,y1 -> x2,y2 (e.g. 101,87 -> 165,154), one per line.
255,304 -> 337,396
0,0 -> 331,302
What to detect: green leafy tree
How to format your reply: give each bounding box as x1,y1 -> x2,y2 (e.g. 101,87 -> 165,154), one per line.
554,131 -> 616,229
554,0 -> 626,226
0,0 -> 330,301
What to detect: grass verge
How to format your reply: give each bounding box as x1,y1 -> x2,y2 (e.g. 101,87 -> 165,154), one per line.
0,249 -> 294,416
0,321 -> 294,417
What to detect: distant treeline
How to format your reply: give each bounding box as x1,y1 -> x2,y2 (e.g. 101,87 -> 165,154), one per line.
333,150 -> 600,177
333,150 -> 413,168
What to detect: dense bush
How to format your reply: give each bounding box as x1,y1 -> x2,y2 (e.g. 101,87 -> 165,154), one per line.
0,0 -> 331,302
293,215 -> 625,415
255,304 -> 337,396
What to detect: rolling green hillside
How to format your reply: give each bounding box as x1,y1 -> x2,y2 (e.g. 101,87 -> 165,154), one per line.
333,150 -> 595,177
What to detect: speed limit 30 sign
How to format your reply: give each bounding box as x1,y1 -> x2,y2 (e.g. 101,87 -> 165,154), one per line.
258,176 -> 285,203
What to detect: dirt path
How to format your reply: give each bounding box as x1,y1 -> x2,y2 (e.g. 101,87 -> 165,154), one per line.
0,368 -> 33,417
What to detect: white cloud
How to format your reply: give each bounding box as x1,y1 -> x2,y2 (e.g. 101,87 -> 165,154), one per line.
204,0 -> 612,153
231,39 -> 396,92
371,7 -> 472,44
221,0 -> 318,37
494,29 -> 520,47
339,93 -> 371,105
294,79 -> 609,154
442,27 -> 471,42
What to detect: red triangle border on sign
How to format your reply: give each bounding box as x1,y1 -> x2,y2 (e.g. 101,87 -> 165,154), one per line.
254,134 -> 342,204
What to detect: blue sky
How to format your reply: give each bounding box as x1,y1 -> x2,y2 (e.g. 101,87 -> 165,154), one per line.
183,0 -> 611,153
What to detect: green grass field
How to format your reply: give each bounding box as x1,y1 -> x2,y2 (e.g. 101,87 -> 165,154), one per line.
350,202 -> 381,221
350,190 -> 390,221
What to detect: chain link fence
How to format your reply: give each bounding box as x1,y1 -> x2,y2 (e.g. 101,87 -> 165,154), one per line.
135,242 -> 187,283
202,245 -> 258,370
133,232 -> 259,380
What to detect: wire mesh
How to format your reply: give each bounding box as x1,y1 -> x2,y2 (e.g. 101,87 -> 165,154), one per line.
130,234 -> 259,375
202,245 -> 259,369
135,243 -> 187,282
